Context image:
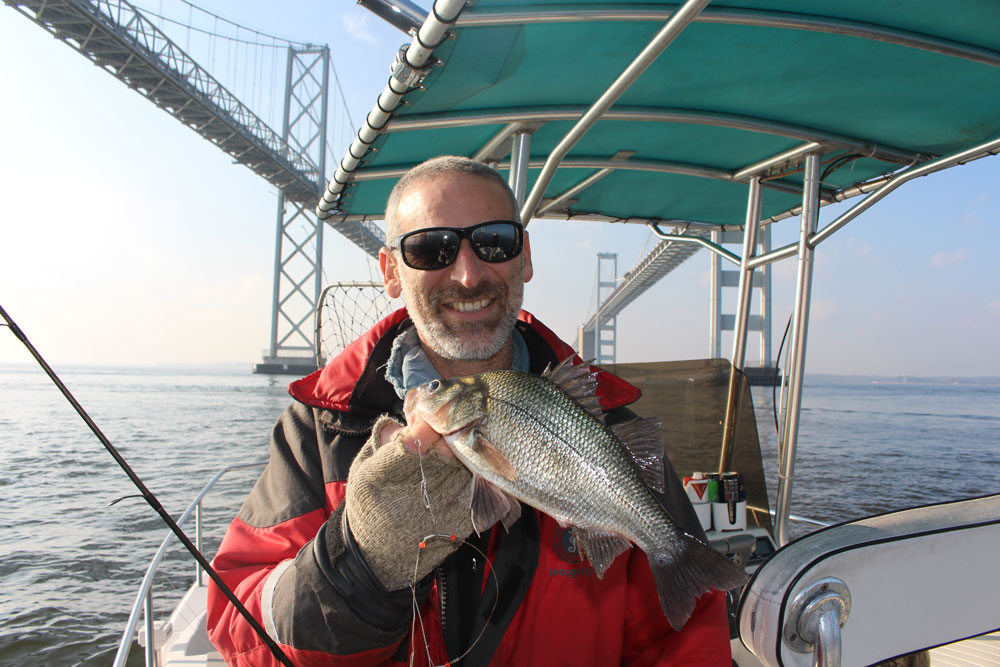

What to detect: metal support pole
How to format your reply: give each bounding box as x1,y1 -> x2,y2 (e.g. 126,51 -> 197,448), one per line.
730,177 -> 762,371
648,223 -> 743,265
143,590 -> 155,666
509,131 -> 532,207
520,0 -> 711,223
319,0 -> 468,217
709,229 -> 721,358
760,224 -> 773,366
719,176 -> 762,472
774,153 -> 822,545
195,503 -> 203,587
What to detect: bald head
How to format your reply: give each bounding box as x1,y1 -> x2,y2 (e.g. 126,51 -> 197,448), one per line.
384,156 -> 520,243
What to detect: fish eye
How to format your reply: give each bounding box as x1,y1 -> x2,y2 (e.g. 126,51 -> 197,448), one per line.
428,379 -> 442,392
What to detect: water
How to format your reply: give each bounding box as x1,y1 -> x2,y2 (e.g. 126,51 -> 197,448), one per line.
1,365 -> 998,666
0,364 -> 290,666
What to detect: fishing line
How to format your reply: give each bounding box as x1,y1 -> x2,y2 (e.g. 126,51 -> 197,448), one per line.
409,439 -> 500,666
409,534 -> 500,667
0,305 -> 294,667
415,438 -> 436,525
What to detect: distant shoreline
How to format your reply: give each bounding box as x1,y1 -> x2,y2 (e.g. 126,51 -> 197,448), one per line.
2,362 -> 999,386
807,373 -> 1000,387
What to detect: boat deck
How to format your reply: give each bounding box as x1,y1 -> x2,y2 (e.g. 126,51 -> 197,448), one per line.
931,631 -> 1000,666
148,582 -> 999,667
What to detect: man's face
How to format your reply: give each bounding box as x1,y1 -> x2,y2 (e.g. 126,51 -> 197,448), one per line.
380,172 -> 533,364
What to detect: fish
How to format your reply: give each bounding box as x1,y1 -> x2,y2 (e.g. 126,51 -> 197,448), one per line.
403,356 -> 749,631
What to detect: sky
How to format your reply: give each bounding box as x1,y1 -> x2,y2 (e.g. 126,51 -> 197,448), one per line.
1,2 -> 998,377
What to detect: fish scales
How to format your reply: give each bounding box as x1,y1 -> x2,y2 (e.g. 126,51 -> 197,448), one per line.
479,371 -> 665,545
403,360 -> 749,630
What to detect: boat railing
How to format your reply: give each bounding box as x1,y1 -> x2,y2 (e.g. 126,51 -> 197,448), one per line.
112,460 -> 268,667
749,503 -> 832,530
785,512 -> 831,529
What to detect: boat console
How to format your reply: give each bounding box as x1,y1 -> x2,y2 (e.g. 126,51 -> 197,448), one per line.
738,494 -> 1000,666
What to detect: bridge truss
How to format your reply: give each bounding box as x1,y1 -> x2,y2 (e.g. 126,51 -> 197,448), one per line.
7,0 -> 384,372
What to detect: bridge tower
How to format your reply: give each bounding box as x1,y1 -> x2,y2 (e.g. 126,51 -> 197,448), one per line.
709,227 -> 775,381
255,46 -> 330,375
578,253 -> 619,365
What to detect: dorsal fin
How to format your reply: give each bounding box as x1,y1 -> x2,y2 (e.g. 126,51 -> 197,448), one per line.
543,356 -> 604,422
612,417 -> 666,493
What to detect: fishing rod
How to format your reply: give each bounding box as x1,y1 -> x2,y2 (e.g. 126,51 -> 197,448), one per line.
0,304 -> 294,667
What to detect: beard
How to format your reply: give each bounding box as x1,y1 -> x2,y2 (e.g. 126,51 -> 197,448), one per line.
401,276 -> 524,362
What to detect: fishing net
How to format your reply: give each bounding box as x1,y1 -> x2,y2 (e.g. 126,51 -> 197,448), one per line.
315,282 -> 403,365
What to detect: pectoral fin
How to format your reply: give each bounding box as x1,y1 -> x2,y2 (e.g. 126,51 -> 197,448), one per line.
470,475 -> 521,534
475,433 -> 516,482
572,528 -> 632,579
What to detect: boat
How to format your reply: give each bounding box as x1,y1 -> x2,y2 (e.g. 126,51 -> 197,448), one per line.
114,1 -> 1000,665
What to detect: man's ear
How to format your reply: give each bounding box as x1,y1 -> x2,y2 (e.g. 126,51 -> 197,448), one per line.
380,247 -> 403,298
521,230 -> 534,283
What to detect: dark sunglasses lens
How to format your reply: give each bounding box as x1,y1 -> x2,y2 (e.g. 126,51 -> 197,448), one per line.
401,230 -> 459,269
470,223 -> 522,263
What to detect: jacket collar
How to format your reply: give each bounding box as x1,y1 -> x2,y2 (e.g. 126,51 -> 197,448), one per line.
288,308 -> 641,417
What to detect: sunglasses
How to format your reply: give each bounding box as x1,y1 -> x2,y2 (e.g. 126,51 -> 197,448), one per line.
390,220 -> 524,271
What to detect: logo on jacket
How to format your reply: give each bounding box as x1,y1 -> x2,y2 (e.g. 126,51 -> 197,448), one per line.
553,525 -> 582,562
550,525 -> 595,579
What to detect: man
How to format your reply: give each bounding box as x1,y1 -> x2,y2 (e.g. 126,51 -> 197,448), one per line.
207,156 -> 732,666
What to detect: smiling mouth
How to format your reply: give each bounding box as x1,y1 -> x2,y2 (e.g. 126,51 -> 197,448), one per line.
448,298 -> 493,313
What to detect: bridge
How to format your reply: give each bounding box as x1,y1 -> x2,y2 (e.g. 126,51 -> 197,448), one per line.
6,0 -> 707,372
7,0 -> 383,373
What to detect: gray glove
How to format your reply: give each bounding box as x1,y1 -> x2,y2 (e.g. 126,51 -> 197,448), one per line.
345,416 -> 475,590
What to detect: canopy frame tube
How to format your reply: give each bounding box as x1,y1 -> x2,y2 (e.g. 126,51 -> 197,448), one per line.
352,156 -> 829,200
508,130 -> 533,206
520,0 -> 712,223
316,0 -> 468,219
718,176 -> 762,472
454,5 -> 1000,69
774,152 -> 822,546
648,224 -> 742,265
383,106 -> 924,167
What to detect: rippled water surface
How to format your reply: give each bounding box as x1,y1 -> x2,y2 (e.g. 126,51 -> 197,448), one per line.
1,364 -> 997,665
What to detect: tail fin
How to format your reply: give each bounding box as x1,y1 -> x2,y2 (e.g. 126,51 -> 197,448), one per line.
648,536 -> 749,631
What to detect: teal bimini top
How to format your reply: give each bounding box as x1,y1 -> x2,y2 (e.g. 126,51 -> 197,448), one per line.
319,0 -> 1000,228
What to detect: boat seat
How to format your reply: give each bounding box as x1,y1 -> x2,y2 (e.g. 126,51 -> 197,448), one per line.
737,494 -> 1000,666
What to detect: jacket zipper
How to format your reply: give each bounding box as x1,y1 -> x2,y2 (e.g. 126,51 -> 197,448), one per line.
436,565 -> 450,660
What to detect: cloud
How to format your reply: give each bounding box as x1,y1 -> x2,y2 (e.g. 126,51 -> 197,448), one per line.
989,301 -> 1000,317
964,211 -> 986,226
341,12 -> 380,47
927,248 -> 968,269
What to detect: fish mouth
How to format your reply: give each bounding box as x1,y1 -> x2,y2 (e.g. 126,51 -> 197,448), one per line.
403,386 -> 461,435
404,384 -> 483,437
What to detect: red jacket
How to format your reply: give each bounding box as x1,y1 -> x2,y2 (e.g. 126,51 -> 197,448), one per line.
207,309 -> 732,666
